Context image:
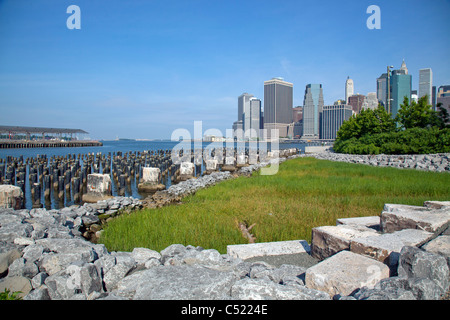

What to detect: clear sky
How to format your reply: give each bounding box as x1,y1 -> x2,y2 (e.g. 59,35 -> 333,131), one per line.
0,0 -> 449,140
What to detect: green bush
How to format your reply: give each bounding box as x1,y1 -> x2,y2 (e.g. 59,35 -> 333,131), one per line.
334,97 -> 450,155
335,127 -> 450,155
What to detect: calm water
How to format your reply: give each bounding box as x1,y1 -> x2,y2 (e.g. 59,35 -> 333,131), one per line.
0,140 -> 310,210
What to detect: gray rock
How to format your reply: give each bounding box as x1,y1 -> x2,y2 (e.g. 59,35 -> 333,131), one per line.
230,277 -> 330,300
398,246 -> 449,295
114,264 -> 237,300
45,270 -> 78,300
31,272 -> 48,289
409,277 -> 444,300
8,257 -> 39,278
23,285 -> 51,300
103,252 -> 137,291
0,248 -> 22,276
0,276 -> 32,298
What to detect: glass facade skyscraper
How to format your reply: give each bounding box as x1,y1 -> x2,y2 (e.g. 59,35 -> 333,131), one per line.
419,68 -> 433,105
390,71 -> 412,117
303,84 -> 324,138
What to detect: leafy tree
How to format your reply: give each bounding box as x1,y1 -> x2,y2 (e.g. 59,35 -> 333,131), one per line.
436,102 -> 450,129
336,105 -> 395,141
395,95 -> 436,129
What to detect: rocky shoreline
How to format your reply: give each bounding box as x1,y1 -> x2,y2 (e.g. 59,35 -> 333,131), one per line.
307,151 -> 450,172
0,152 -> 449,300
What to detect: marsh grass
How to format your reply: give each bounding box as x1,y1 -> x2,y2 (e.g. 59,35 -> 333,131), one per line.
99,157 -> 450,253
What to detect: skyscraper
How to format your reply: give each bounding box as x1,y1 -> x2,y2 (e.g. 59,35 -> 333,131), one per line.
390,60 -> 412,117
321,104 -> 353,140
303,84 -> 324,139
345,77 -> 354,104
248,97 -> 261,139
348,94 -> 365,114
238,93 -> 253,124
362,92 -> 378,110
377,73 -> 388,107
419,68 -> 433,105
263,77 -> 293,138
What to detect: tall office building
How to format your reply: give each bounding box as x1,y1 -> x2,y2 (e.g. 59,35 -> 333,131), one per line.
303,84 -> 324,139
263,77 -> 293,137
238,93 -> 253,123
233,93 -> 254,140
362,92 -> 378,110
345,77 -> 354,104
432,86 -> 437,110
419,68 -> 433,105
390,60 -> 412,117
321,104 -> 353,140
377,73 -> 388,107
437,85 -> 450,116
247,97 -> 261,139
348,94 -> 366,114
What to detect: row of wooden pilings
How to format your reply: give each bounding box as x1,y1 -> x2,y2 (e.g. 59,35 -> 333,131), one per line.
0,147 -> 299,209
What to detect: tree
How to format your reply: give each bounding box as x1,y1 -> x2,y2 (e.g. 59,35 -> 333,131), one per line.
436,102 -> 450,129
336,105 -> 395,141
395,95 -> 436,129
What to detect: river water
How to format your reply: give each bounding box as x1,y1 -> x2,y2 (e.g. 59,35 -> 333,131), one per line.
0,140 -> 311,210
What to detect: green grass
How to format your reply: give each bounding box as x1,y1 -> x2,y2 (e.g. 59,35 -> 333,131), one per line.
99,157 -> 450,253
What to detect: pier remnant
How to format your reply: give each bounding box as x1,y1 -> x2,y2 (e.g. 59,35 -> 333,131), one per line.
138,167 -> 165,193
0,185 -> 24,209
82,173 -> 113,203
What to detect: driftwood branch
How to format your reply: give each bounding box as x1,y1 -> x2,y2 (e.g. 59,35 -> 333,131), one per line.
237,221 -> 257,243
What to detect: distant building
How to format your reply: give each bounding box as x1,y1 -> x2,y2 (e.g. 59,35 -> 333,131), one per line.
377,73 -> 388,107
334,99 -> 346,105
419,68 -> 433,105
303,84 -> 324,139
411,90 -> 418,103
389,60 -> 412,117
362,92 -> 378,110
232,120 -> 243,140
348,94 -> 366,114
432,86 -> 437,110
247,97 -> 262,139
345,77 -> 354,104
437,85 -> 450,116
263,77 -> 293,138
320,104 -> 353,140
292,106 -> 303,123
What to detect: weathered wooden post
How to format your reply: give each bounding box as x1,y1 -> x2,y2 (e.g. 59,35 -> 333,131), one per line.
58,176 -> 65,200
43,175 -> 51,199
73,177 -> 81,203
32,183 -> 43,208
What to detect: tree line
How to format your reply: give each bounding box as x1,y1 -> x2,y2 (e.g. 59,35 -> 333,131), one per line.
334,96 -> 450,154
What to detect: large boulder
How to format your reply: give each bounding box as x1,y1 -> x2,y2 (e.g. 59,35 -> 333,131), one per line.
113,264 -> 237,300
305,250 -> 390,298
397,246 -> 449,298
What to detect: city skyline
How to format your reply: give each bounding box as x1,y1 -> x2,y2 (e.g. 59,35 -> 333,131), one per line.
0,0 -> 449,140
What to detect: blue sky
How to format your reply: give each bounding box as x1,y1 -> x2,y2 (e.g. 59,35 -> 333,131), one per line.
0,0 -> 449,140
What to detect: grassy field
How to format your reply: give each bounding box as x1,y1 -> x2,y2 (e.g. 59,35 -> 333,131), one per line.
99,157 -> 450,253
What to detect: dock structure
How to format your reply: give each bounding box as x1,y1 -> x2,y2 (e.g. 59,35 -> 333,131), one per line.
0,125 -> 102,149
